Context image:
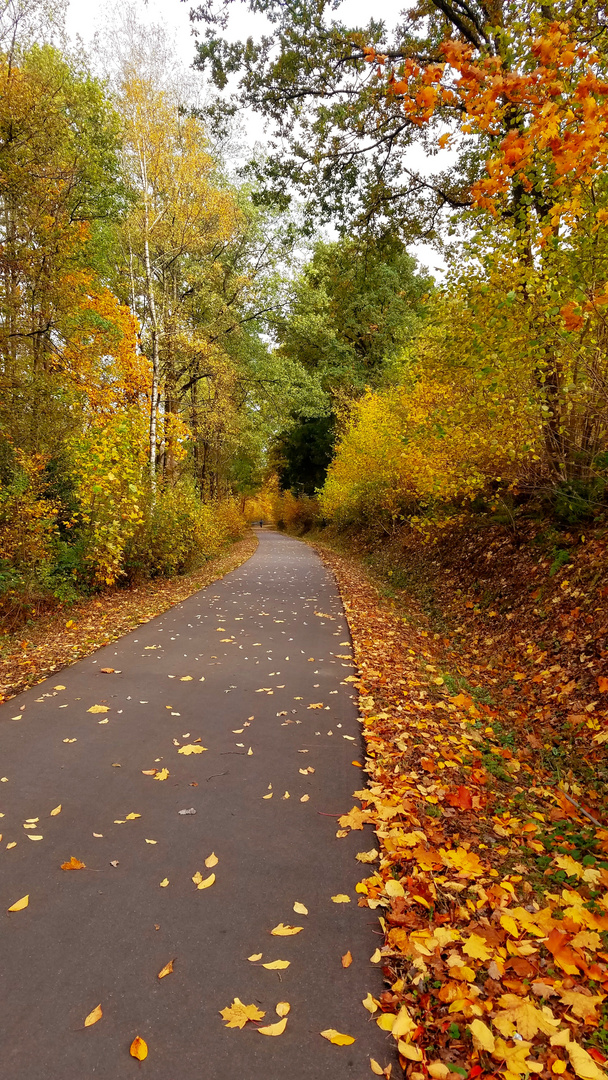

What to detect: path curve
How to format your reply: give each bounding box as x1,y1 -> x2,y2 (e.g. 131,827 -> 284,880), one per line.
0,530 -> 390,1079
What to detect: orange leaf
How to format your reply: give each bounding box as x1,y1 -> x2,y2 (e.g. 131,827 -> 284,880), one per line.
341,950 -> 353,968
130,1036 -> 148,1061
61,856 -> 86,870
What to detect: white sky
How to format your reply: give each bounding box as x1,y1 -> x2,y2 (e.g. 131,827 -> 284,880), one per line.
65,0 -> 446,276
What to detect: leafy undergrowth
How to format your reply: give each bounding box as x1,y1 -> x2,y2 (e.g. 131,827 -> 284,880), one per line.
315,532 -> 608,1080
0,534 -> 257,702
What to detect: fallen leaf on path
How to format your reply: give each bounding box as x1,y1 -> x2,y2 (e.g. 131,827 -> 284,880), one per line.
27,834 -> 43,840
145,839 -> 157,845
7,894 -> 28,912
220,998 -> 265,1028
258,1018 -> 288,1036
293,902 -> 308,915
276,1002 -> 291,1016
342,951 -> 353,968
154,769 -> 169,781
300,794 -> 310,802
356,849 -> 378,863
262,960 -> 290,969
61,856 -> 86,870
159,878 -> 169,887
125,813 -> 140,820
362,993 -> 378,1014
130,1036 -> 148,1061
331,894 -> 351,903
205,852 -> 218,867
271,923 -> 303,936
320,1029 -> 355,1046
84,1004 -> 103,1027
100,668 -> 115,673
54,685 -> 66,690
197,873 -> 215,889
178,744 -> 207,755
87,705 -> 108,714
248,953 -> 263,961
157,960 -> 174,979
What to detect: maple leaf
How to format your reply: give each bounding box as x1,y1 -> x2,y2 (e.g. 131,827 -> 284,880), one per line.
492,1037 -> 535,1075
177,744 -> 207,755
338,806 -> 369,830
494,994 -> 559,1039
442,846 -> 484,876
560,991 -> 605,1021
320,1029 -> 355,1045
462,933 -> 492,961
61,856 -> 86,870
220,999 -> 265,1029
154,768 -> 169,780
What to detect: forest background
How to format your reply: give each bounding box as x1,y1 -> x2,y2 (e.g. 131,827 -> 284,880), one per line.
3,0 -> 608,641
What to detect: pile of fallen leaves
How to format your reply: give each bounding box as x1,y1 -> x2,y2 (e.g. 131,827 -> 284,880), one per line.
0,535 -> 257,702
316,540 -> 608,1080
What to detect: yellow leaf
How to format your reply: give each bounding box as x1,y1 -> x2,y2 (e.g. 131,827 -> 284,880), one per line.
492,1037 -> 534,1075
197,873 -> 216,889
154,769 -> 169,781
320,1028 -> 355,1046
61,856 -> 86,870
399,1042 -> 423,1061
494,995 -> 559,1040
276,1002 -> 290,1017
87,705 -> 108,714
300,794 -> 310,802
392,1005 -> 417,1040
293,901 -> 308,915
157,960 -> 174,979
356,849 -> 379,863
428,1063 -> 451,1079
130,1036 -> 148,1061
27,835 -> 43,841
247,953 -> 263,961
262,960 -> 290,970
258,1017 -> 288,1036
376,1014 -> 396,1032
125,813 -> 141,820
500,914 -> 519,938
192,871 -> 203,884
205,852 -> 218,868
54,685 -> 66,690
342,951 -> 353,968
7,894 -> 29,912
463,933 -> 493,961
331,894 -> 351,903
271,923 -> 303,936
567,1040 -> 608,1080
159,878 -> 169,888
220,998 -> 265,1029
262,793 -> 273,799
178,744 -> 207,755
84,1004 -> 103,1027
145,839 -> 157,845
370,1059 -> 385,1075
470,1019 -> 496,1052
370,948 -> 382,963
180,676 -> 193,681
362,993 -> 378,1014
553,1063 -> 568,1075
50,805 -> 62,816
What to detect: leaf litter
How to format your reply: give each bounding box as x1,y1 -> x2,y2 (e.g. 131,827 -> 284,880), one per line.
316,544 -> 608,1080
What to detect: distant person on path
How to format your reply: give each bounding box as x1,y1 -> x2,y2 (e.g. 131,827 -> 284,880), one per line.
259,519 -> 264,528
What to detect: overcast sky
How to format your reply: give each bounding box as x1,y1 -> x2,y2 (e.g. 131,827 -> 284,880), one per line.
65,0 -> 446,276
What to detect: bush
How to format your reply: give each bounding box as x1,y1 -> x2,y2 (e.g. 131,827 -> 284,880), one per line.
124,484 -> 246,580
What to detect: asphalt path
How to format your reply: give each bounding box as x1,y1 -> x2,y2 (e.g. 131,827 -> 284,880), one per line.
0,530 -> 392,1079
